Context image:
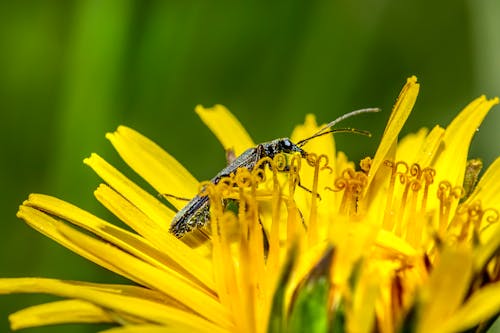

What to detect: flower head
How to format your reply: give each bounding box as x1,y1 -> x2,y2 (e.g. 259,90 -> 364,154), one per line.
2,77 -> 500,333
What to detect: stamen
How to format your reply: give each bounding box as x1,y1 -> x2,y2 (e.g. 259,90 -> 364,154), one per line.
328,167 -> 367,216
204,164 -> 287,331
305,153 -> 330,242
286,154 -> 302,243
394,176 -> 411,237
203,182 -> 236,316
273,153 -> 288,172
407,168 -> 434,247
450,200 -> 499,245
419,168 -> 435,214
200,154 -> 311,262
482,208 -> 500,229
382,161 -> 409,230
267,154 -> 284,288
436,181 -> 464,235
360,157 -> 372,173
382,161 -> 436,246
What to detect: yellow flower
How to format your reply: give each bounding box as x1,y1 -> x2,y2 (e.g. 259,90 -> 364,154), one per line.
2,76 -> 500,333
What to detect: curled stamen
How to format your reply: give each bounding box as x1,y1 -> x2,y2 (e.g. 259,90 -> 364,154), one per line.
273,153 -> 288,172
421,168 -> 436,184
285,154 -> 302,240
342,168 -> 357,180
288,154 -> 302,189
234,168 -> 256,188
467,202 -> 482,219
451,201 -> 499,246
382,160 -> 438,240
328,168 -> 355,192
383,160 -> 412,230
409,163 -> 422,178
484,208 -> 499,225
305,152 -> 318,167
419,168 -> 435,214
383,160 -> 398,229
355,173 -> 368,187
306,153 -> 331,172
305,154 -> 330,242
392,161 -> 411,185
218,176 -> 234,189
327,177 -> 347,192
437,181 -> 454,235
360,157 -> 372,173
252,167 -> 267,184
222,177 -> 239,197
307,154 -> 330,185
395,161 -> 410,176
328,167 -> 368,215
453,187 -> 465,200
409,179 -> 422,192
199,181 -> 217,197
289,154 -> 302,173
383,159 -> 395,169
254,156 -> 274,171
437,181 -> 453,203
436,181 -> 467,238
322,164 -> 333,175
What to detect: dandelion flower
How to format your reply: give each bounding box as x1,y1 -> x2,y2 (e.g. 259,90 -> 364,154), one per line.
2,76 -> 500,333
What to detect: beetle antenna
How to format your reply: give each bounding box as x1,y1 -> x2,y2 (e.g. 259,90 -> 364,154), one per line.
297,108 -> 380,147
297,128 -> 372,146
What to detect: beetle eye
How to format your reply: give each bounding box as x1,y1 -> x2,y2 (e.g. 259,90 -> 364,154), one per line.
283,139 -> 292,148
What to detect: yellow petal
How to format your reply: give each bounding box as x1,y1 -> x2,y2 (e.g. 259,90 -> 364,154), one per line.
466,156 -> 500,210
330,220 -> 379,287
348,265 -> 379,333
417,249 -> 473,333
100,325 -> 205,333
470,158 -> 500,270
56,216 -> 228,327
9,300 -> 114,330
0,278 -> 230,333
395,127 -> 428,163
367,76 -> 420,188
17,205 -> 128,281
439,282 -> 500,332
195,104 -> 255,156
415,125 -> 445,166
394,125 -> 445,168
23,193 -> 214,292
16,205 -> 230,326
290,114 -> 335,154
335,151 -> 355,173
375,229 -> 418,258
84,153 -> 176,224
432,96 -> 499,188
106,126 -> 199,209
94,184 -> 215,291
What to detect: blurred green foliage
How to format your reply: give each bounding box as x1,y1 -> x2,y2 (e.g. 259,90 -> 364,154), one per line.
0,1 -> 499,332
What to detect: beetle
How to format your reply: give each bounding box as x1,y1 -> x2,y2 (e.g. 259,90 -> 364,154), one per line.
169,108 -> 379,238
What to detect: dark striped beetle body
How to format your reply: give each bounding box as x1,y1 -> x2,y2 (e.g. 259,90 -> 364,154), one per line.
169,109 -> 379,238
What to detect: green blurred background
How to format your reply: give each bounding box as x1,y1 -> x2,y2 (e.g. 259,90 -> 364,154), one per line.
1,1 -> 499,332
